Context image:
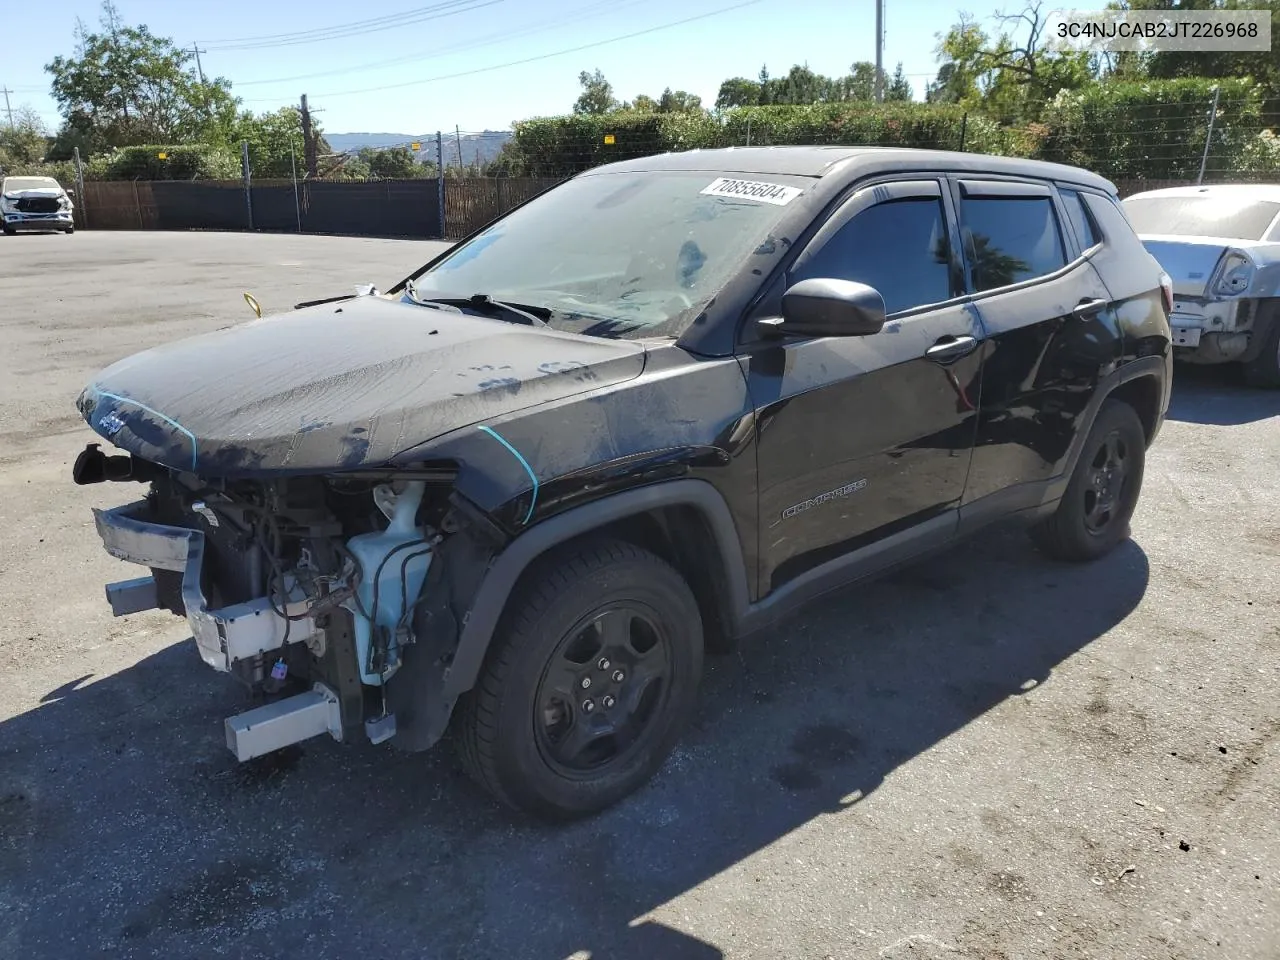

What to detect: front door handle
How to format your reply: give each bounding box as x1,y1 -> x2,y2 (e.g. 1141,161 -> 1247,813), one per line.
1073,298 -> 1108,320
925,335 -> 979,364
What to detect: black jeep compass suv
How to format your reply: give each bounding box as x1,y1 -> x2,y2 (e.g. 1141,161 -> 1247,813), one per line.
75,146 -> 1173,819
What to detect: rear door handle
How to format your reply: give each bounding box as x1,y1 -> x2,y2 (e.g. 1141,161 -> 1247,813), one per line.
1073,298 -> 1108,320
925,335 -> 979,364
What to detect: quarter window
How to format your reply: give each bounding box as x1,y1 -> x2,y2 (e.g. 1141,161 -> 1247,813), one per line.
960,196 -> 1066,292
1060,189 -> 1100,250
791,197 -> 953,315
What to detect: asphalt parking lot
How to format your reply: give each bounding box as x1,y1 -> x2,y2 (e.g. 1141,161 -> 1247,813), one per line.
1,230 -> 1277,960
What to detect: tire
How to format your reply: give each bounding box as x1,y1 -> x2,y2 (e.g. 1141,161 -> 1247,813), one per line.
454,538 -> 704,820
2,227 -> 14,236
1242,310 -> 1280,388
64,225 -> 76,235
1030,399 -> 1146,563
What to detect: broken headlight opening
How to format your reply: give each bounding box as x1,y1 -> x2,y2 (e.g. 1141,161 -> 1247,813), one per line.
85,456 -> 470,758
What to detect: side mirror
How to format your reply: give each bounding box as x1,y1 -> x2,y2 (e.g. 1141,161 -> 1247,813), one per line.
759,278 -> 887,338
65,188 -> 76,198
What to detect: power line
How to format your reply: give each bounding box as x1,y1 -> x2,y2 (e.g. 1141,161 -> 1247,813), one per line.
201,0 -> 500,51
243,0 -> 769,103
232,0 -> 646,87
201,0 -> 486,44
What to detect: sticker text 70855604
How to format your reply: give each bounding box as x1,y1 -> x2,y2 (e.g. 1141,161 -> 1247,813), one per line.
700,178 -> 803,206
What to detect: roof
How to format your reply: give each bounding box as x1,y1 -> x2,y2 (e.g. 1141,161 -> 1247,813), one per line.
584,145 -> 1116,192
1124,183 -> 1280,203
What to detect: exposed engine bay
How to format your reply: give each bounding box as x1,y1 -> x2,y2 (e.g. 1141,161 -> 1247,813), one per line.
75,443 -> 495,760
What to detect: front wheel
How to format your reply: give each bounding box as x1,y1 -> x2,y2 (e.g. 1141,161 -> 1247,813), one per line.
1242,309 -> 1280,388
454,538 -> 704,820
1030,399 -> 1146,562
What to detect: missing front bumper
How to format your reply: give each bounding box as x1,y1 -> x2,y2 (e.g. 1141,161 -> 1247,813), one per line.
93,501 -> 324,672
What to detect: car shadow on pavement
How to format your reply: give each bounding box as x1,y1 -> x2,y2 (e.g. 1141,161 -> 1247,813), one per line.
1166,364 -> 1280,425
0,524 -> 1149,960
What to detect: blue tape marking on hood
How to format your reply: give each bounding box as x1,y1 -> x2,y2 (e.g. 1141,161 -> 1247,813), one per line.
478,425 -> 538,525
90,387 -> 199,472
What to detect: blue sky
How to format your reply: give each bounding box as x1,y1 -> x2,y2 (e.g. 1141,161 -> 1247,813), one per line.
4,0 -> 1110,135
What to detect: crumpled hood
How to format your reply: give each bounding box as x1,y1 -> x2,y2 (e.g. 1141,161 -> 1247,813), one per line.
77,295 -> 646,475
3,188 -> 66,200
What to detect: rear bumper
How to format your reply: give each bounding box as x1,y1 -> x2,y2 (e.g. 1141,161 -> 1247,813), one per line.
93,501 -> 324,672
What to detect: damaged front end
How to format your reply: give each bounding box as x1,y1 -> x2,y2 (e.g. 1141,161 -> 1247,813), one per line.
75,444 -> 484,761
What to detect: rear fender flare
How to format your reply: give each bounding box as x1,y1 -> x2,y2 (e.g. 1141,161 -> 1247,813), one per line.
1043,354 -> 1170,505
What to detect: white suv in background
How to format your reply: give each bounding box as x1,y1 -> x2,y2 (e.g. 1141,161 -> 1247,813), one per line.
1,175 -> 76,235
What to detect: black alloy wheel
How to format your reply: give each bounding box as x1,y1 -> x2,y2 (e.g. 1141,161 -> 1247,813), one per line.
454,538 -> 703,820
535,604 -> 673,777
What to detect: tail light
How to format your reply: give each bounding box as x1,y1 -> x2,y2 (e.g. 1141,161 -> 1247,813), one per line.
1212,250 -> 1254,296
1158,271 -> 1174,315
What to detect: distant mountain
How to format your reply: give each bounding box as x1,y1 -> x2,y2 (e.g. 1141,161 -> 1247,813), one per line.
326,130 -> 513,166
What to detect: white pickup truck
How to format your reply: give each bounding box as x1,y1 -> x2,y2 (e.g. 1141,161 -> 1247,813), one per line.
1123,183 -> 1280,387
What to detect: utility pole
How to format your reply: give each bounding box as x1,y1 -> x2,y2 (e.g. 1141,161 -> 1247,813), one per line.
1197,86 -> 1221,186
189,44 -> 208,84
436,131 -> 445,238
300,94 -> 318,180
874,0 -> 885,103
0,88 -> 12,128
455,125 -> 464,176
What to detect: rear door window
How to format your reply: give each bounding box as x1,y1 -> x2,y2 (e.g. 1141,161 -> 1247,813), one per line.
959,194 -> 1067,293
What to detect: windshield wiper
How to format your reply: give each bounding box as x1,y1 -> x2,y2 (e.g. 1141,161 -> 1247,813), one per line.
406,287 -> 550,327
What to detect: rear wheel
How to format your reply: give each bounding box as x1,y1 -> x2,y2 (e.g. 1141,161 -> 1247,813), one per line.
64,225 -> 76,235
1030,399 -> 1146,562
454,538 -> 703,820
2,227 -> 14,236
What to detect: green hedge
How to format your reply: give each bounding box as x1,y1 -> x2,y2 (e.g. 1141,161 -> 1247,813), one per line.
91,144 -> 241,181
501,78 -> 1273,183
0,160 -> 78,185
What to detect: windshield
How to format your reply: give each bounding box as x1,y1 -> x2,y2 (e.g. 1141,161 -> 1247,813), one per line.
409,170 -> 810,340
1122,195 -> 1280,241
2,177 -> 61,194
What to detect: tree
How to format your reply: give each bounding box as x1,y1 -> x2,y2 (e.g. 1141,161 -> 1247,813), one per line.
714,62 -> 908,108
44,1 -> 239,153
1105,0 -> 1280,112
0,108 -> 52,169
573,69 -> 619,115
716,77 -> 760,108
658,88 -> 702,113
357,146 -> 424,179
232,107 -> 331,179
628,94 -> 661,112
843,62 -> 879,101
926,14 -> 994,106
925,3 -> 1095,119
886,63 -> 914,101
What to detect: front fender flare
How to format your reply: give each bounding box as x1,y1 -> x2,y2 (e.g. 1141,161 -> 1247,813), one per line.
411,478 -> 751,750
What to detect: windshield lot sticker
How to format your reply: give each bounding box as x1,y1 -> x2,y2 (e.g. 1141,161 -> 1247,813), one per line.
700,178 -> 803,205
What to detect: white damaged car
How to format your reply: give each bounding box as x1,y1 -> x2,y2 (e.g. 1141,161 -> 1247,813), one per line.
1123,184 -> 1280,387
1,175 -> 76,235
